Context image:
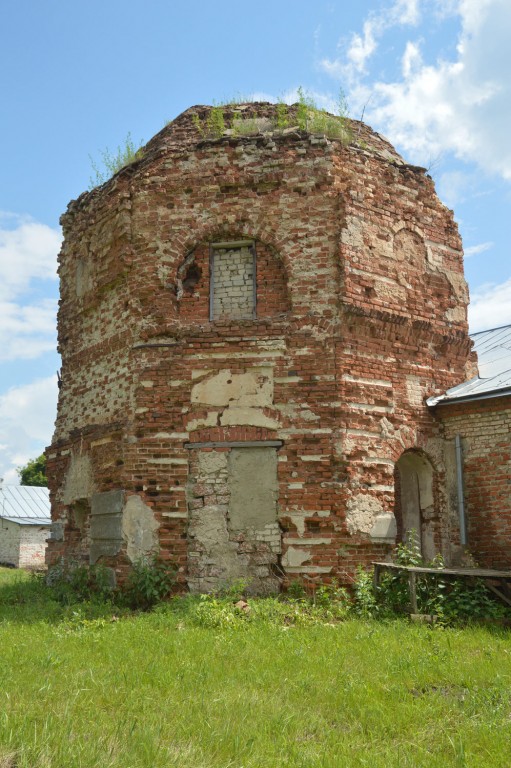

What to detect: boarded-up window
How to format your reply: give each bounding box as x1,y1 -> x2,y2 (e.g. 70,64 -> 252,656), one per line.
228,447 -> 278,530
187,444 -> 281,594
210,241 -> 255,320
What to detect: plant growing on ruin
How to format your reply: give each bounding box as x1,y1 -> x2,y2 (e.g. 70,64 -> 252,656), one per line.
191,89 -> 352,144
193,105 -> 226,139
276,100 -> 289,130
89,132 -> 145,188
296,86 -> 352,144
46,559 -> 115,604
122,555 -> 176,610
353,566 -> 379,617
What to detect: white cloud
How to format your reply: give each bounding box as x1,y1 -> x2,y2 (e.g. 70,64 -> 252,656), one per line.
0,214 -> 60,300
402,41 -> 422,78
0,214 -> 61,361
436,170 -> 469,206
347,21 -> 378,74
468,278 -> 511,332
464,241 -> 493,258
320,0 -> 422,82
334,0 -> 511,180
0,299 -> 57,361
0,376 -> 58,485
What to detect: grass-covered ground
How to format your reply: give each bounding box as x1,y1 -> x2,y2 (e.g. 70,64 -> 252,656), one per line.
1,567 -> 511,768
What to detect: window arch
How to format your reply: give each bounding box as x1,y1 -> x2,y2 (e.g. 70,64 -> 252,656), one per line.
177,237 -> 289,322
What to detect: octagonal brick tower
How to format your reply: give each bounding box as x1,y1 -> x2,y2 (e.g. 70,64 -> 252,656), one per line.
46,102 -> 472,592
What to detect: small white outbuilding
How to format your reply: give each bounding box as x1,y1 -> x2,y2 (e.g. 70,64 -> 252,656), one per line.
0,486 -> 51,569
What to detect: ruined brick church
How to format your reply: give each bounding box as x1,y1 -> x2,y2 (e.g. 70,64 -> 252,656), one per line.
46,102 -> 488,592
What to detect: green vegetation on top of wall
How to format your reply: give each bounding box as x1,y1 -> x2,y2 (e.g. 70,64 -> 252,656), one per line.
88,132 -> 145,189
192,88 -> 353,144
88,90 -> 352,189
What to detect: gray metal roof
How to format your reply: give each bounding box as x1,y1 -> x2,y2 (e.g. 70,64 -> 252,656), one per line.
428,324 -> 511,407
0,485 -> 51,526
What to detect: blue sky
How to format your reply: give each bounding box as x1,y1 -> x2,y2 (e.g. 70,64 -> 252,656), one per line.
1,0 -> 510,483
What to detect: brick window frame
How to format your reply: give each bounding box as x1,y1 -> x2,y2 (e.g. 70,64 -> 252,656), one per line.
209,240 -> 257,321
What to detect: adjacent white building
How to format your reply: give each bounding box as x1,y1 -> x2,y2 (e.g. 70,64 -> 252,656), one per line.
0,486 -> 51,568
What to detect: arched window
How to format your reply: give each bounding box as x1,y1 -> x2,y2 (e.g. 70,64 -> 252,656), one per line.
177,237 -> 290,322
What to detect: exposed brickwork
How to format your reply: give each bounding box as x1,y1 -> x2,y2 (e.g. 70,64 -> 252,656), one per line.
178,240 -> 289,322
435,397 -> 511,568
46,102 -> 473,589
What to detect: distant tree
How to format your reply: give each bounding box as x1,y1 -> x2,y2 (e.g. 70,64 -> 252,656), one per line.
17,454 -> 47,487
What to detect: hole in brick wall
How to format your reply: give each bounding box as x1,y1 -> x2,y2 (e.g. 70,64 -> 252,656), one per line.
307,520 -> 321,533
182,263 -> 201,294
71,499 -> 90,531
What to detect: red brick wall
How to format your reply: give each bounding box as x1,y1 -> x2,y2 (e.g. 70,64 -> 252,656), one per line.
178,240 -> 289,322
47,104 -> 472,586
437,396 -> 511,568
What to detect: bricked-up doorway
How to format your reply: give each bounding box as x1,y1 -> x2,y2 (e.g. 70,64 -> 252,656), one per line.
210,241 -> 256,321
394,451 -> 436,561
186,442 -> 282,594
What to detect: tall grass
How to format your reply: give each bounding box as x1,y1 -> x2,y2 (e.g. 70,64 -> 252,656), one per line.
1,568 -> 510,767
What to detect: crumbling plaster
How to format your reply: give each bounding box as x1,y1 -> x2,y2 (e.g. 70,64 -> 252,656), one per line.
46,102 -> 473,587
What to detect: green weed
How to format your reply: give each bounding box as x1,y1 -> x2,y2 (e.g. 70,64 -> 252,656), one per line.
46,558 -> 115,604
192,90 -> 352,145
1,565 -> 511,767
89,131 -> 144,188
353,533 -> 510,623
119,555 -> 176,610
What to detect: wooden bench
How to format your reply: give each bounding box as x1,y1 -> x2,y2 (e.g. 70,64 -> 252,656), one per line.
372,562 -> 511,614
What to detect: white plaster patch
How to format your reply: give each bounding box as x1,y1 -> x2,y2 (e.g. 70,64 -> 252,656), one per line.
373,278 -> 407,304
219,407 -> 279,429
369,514 -> 397,542
186,412 -> 218,432
405,376 -> 428,408
345,494 -> 385,535
341,216 -> 364,247
122,495 -> 159,563
61,454 -> 95,505
191,367 -> 273,407
281,546 -> 312,568
379,417 -> 395,439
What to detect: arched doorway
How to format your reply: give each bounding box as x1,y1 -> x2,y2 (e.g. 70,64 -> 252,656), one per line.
394,451 -> 436,561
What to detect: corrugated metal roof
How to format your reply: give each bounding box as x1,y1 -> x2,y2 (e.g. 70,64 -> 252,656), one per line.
0,485 -> 51,526
428,324 -> 511,406
471,325 -> 511,378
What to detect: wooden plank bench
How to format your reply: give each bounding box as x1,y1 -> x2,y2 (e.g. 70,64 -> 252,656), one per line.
372,562 -> 511,615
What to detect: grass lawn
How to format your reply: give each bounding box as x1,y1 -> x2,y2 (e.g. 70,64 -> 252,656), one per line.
1,567 -> 511,767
